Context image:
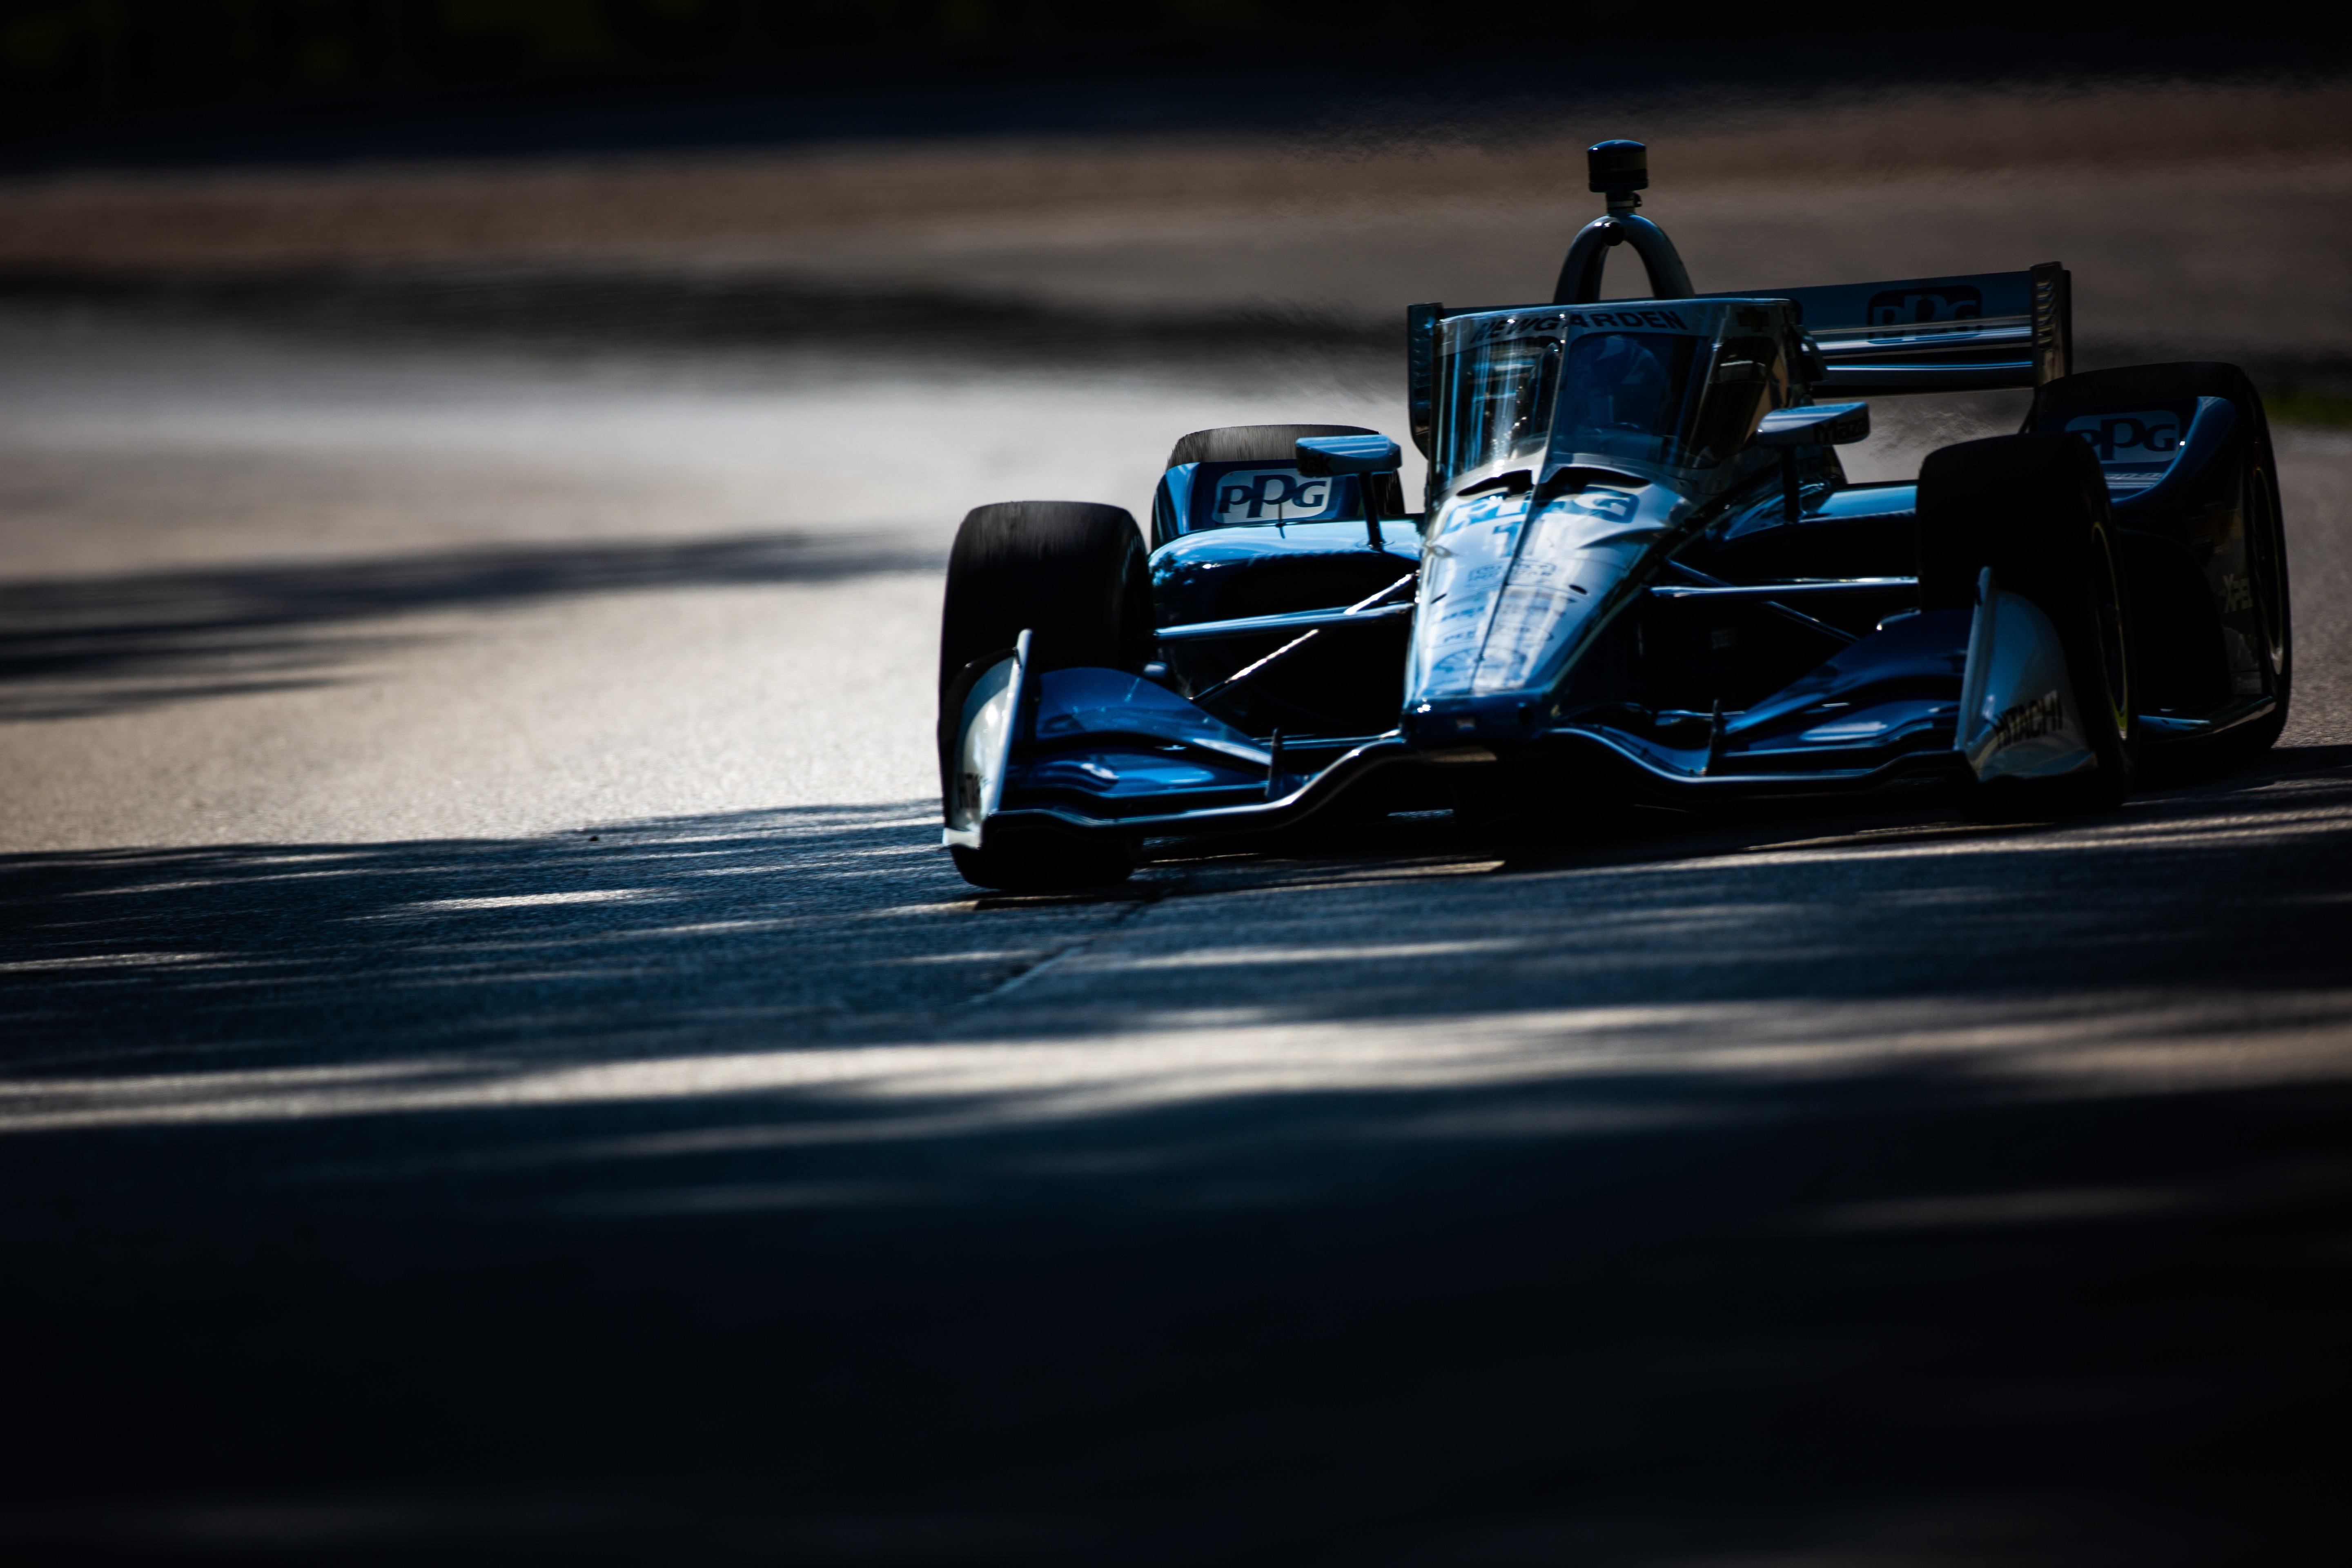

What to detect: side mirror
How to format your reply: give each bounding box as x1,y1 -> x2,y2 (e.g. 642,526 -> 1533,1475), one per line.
1295,434 -> 1402,476
1754,402 -> 1870,448
1756,402 -> 1869,523
1795,333 -> 1830,385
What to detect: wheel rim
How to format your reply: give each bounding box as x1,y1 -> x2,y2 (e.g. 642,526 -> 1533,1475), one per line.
2089,518 -> 2131,742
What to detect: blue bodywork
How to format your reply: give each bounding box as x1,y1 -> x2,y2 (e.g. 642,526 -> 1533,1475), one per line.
942,165 -> 2284,855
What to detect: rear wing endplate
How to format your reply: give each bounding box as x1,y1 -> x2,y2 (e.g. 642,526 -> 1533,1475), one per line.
1700,262 -> 2070,396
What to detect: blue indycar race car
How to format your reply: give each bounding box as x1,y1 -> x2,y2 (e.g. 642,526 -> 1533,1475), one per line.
937,139 -> 2293,890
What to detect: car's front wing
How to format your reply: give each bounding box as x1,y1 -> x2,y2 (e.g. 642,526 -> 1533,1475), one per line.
946,589 -> 2111,847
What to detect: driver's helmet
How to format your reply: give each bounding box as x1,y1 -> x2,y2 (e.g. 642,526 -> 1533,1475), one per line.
1564,332 -> 1675,433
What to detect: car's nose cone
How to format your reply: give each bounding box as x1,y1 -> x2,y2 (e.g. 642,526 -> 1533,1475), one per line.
1403,695 -> 1549,748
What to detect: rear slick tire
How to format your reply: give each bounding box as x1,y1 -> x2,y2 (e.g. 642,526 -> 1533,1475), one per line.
2029,360 -> 2291,756
2219,454 -> 2293,755
1918,433 -> 2140,815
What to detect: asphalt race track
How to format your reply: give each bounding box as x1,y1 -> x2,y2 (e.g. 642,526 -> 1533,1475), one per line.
4,148 -> 2352,1560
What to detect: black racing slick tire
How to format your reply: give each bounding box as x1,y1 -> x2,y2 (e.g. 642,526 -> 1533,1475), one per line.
2222,451 -> 2294,754
1918,433 -> 2140,813
949,834 -> 1133,895
1165,424 -> 1377,468
938,500 -> 1152,692
938,501 -> 1148,893
2029,361 -> 2292,755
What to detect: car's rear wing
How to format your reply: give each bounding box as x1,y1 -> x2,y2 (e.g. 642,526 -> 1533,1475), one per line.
1405,263 -> 2071,452
1697,262 -> 2071,396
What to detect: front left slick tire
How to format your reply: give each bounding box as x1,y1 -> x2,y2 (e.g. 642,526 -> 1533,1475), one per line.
1918,432 -> 2140,815
949,833 -> 1134,895
938,500 -> 1149,892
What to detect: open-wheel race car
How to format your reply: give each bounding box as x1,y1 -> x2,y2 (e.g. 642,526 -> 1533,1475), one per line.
936,139 -> 2293,890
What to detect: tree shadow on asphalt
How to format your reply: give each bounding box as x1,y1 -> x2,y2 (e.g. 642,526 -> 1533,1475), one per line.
0,748 -> 2348,1564
0,529 -> 940,721
8,745 -> 2345,1068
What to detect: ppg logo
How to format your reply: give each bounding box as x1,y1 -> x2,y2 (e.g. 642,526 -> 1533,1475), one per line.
2064,409 -> 2181,463
1209,468 -> 1341,526
1864,285 -> 1984,336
